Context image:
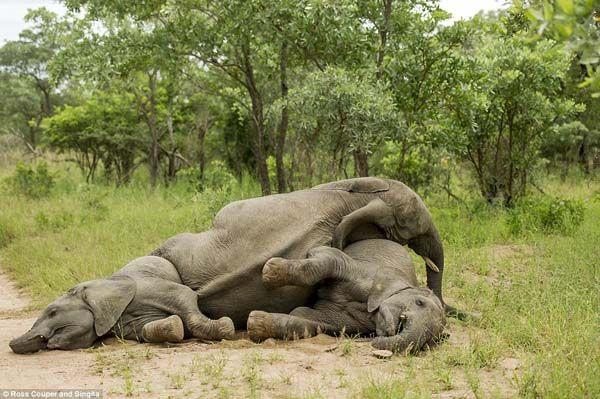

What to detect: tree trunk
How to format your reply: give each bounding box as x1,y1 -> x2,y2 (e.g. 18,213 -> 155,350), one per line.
505,111 -> 514,207
242,43 -> 271,196
198,121 -> 207,182
141,72 -> 161,188
376,0 -> 393,80
165,112 -> 177,184
149,90 -> 160,186
353,148 -> 369,177
275,41 -> 289,193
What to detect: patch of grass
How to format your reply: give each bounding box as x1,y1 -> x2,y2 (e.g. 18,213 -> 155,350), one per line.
243,351 -> 263,399
507,196 -> 585,235
167,371 -> 188,389
337,333 -> 358,357
90,344 -> 156,396
356,377 -> 427,399
335,368 -> 348,388
279,372 -> 293,385
191,351 -> 229,388
434,367 -> 453,391
0,215 -> 17,249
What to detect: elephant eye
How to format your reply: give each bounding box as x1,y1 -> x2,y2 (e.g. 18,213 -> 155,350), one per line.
49,310 -> 57,317
415,299 -> 424,307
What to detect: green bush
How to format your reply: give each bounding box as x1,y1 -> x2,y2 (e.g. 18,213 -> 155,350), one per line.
8,162 -> 54,198
77,185 -> 109,222
0,217 -> 17,248
35,211 -> 75,232
179,160 -> 238,192
507,196 -> 585,235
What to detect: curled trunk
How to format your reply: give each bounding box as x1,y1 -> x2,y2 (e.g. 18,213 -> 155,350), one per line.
371,318 -> 433,354
9,328 -> 48,354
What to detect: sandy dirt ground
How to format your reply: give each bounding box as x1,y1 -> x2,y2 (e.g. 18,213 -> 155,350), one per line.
0,268 -> 521,399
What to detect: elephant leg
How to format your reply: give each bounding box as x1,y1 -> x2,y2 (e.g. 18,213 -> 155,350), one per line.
247,302 -> 370,342
332,198 -> 396,249
172,287 -> 235,341
262,246 -> 355,288
247,310 -> 338,342
140,280 -> 235,341
291,304 -> 371,336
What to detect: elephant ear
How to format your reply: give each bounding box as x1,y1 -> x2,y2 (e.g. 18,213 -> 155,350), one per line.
82,276 -> 136,336
367,274 -> 412,313
312,178 -> 390,193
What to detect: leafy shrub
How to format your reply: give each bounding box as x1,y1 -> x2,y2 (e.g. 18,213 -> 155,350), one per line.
77,185 -> 109,222
8,162 -> 54,198
178,160 -> 237,192
35,211 -> 75,232
507,196 -> 585,235
0,217 -> 17,248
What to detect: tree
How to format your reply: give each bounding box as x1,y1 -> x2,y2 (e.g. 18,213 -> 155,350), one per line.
522,0 -> 600,95
51,18 -> 193,186
446,19 -> 581,205
0,8 -> 70,150
60,0 -> 370,194
353,1 -> 469,184
284,67 -> 397,183
44,88 -> 145,184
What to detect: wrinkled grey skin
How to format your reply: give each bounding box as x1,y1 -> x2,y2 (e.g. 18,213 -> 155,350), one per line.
247,239 -> 446,353
9,257 -> 234,354
154,177 -> 452,327
11,177 -> 452,353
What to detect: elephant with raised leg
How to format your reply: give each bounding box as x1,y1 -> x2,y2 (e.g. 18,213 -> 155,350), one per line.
9,256 -> 235,354
247,239 -> 446,353
155,177 -> 458,326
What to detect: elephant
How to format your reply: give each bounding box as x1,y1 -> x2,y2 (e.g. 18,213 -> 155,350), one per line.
9,256 -> 235,354
10,177 -> 454,353
247,239 -> 446,353
153,177 -> 453,326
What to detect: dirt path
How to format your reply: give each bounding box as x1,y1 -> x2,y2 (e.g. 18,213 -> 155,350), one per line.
0,270 -> 518,398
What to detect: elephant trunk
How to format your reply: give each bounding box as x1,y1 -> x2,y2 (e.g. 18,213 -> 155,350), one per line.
9,328 -> 49,354
409,229 -> 445,306
371,318 -> 431,354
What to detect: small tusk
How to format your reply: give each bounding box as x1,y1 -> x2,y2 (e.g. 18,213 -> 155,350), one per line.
422,257 -> 440,273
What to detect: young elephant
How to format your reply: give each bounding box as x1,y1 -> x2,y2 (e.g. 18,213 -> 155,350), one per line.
247,239 -> 446,353
9,256 -> 234,354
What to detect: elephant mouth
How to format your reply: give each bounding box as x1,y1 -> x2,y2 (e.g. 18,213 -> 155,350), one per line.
396,314 -> 407,335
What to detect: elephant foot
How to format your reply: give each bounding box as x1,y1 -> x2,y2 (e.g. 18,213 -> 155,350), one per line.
247,311 -> 277,342
444,304 -> 480,322
216,317 -> 236,340
262,257 -> 299,288
142,315 -> 184,343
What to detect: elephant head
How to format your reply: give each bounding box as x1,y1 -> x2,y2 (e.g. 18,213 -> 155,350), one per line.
9,276 -> 135,354
368,279 -> 445,353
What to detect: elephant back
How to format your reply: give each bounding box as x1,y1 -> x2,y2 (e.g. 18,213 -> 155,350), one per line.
312,177 -> 390,193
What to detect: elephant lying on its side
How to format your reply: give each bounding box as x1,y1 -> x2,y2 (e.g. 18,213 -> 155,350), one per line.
9,256 -> 235,354
247,239 -> 445,353
154,177 -> 455,330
